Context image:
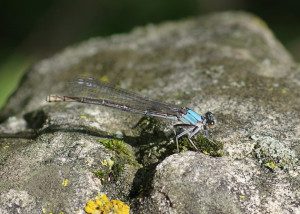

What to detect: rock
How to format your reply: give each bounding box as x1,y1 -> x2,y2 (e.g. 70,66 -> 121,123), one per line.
0,11 -> 299,213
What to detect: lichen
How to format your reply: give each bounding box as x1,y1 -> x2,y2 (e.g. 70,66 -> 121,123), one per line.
99,75 -> 109,83
264,160 -> 277,171
101,159 -> 114,168
80,114 -> 88,120
251,135 -> 298,171
239,195 -> 246,201
84,194 -> 130,214
61,178 -> 69,187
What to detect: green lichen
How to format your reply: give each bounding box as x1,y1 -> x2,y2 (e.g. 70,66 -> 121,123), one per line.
264,160 -> 277,171
79,114 -> 88,120
239,195 -> 246,201
252,135 -> 298,171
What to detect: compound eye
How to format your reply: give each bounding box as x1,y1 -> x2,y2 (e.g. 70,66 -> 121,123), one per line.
208,120 -> 215,126
205,111 -> 216,128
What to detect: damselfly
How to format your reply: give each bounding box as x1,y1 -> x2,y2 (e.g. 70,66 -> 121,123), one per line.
46,77 -> 215,151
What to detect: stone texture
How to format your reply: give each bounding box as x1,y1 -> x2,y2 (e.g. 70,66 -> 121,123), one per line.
0,11 -> 299,213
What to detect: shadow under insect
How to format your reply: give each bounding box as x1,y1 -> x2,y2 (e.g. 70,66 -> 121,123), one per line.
131,116 -> 223,159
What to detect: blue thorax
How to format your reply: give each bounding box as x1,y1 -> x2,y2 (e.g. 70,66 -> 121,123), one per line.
179,109 -> 204,125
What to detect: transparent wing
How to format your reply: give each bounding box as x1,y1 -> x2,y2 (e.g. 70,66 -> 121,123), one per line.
61,77 -> 182,119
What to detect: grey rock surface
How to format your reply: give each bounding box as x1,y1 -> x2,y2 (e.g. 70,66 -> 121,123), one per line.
1,11 -> 300,213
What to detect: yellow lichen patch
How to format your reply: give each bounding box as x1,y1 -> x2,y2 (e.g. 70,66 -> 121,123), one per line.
62,178 -> 70,187
264,160 -> 277,170
239,195 -> 246,200
85,200 -> 98,213
110,199 -> 130,214
99,75 -> 109,83
80,114 -> 88,120
84,194 -> 130,214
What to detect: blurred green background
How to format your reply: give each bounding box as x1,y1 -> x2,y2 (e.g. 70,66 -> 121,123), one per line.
1,0 -> 300,109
